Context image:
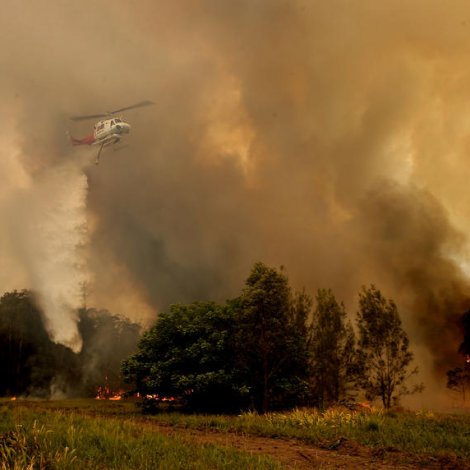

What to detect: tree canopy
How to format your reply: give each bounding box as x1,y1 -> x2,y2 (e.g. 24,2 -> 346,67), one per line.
309,289 -> 357,407
122,302 -> 242,412
124,262 -> 311,413
356,285 -> 422,408
2,265 -> 425,412
232,262 -> 310,412
123,267 -> 424,413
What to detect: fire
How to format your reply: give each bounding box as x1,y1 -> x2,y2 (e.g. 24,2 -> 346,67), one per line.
94,388 -> 176,402
94,374 -> 126,400
143,394 -> 176,402
357,401 -> 371,410
109,393 -> 123,401
95,385 -> 110,400
10,397 -> 16,401
95,384 -> 125,400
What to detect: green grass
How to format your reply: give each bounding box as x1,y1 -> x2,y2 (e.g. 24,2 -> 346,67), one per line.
137,407 -> 470,459
0,401 -> 279,469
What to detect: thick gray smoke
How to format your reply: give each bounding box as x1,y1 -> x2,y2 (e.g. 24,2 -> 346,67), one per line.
2,0 -> 470,404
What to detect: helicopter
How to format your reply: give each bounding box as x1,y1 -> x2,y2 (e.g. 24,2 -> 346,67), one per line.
68,100 -> 154,164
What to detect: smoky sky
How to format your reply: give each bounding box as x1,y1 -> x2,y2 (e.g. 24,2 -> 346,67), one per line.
2,0 -> 470,403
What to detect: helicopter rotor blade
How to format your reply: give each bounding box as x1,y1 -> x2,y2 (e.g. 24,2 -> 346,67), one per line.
69,100 -> 154,121
69,113 -> 109,122
109,100 -> 154,114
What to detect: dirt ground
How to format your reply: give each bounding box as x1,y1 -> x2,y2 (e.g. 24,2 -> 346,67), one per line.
146,423 -> 470,469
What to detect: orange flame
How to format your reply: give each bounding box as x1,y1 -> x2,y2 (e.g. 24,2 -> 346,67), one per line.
95,385 -> 125,400
357,401 -> 371,409
109,391 -> 124,401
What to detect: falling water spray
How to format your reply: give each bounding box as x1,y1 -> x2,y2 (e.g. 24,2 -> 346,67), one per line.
7,159 -> 89,352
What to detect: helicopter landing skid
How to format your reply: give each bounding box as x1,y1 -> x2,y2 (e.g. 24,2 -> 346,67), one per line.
95,142 -> 105,165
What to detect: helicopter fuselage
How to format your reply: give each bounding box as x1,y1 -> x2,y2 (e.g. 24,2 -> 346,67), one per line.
93,117 -> 131,146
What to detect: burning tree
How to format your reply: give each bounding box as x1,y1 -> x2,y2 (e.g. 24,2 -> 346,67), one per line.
356,285 -> 423,408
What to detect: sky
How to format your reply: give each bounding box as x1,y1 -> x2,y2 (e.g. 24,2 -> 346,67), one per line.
2,0 -> 470,406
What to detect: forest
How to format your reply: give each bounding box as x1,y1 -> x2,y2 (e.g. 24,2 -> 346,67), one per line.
0,290 -> 140,398
1,262 -> 469,413
123,262 -> 429,413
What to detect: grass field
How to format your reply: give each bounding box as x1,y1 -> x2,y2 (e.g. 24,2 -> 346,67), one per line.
0,400 -> 279,469
1,399 -> 470,469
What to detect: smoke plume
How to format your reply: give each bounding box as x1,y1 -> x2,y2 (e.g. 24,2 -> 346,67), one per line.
2,0 -> 470,403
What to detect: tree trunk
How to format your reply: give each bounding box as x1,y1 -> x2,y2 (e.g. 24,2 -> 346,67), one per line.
262,351 -> 269,412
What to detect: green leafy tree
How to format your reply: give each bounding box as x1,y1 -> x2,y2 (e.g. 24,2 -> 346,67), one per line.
122,302 -> 242,412
123,263 -> 311,413
356,285 -> 423,408
309,289 -> 357,407
290,288 -> 313,343
233,262 -> 310,412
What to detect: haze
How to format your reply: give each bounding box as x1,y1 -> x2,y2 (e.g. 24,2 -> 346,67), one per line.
1,0 -> 470,406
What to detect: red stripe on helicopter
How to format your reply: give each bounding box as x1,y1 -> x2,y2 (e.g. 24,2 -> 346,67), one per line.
69,133 -> 96,146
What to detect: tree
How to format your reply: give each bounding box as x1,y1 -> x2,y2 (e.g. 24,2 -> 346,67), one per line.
123,263 -> 311,413
447,367 -> 470,403
78,308 -> 141,396
233,262 -> 310,412
309,289 -> 357,407
122,302 -> 242,412
445,309 -> 470,403
356,285 -> 422,408
458,309 -> 470,359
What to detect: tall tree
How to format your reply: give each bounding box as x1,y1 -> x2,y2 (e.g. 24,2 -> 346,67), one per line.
458,309 -> 470,359
447,367 -> 470,403
356,285 -> 422,408
445,309 -> 470,403
233,262 -> 310,412
309,289 -> 357,407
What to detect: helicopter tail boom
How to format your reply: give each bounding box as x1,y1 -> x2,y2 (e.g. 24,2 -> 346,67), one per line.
67,131 -> 95,146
